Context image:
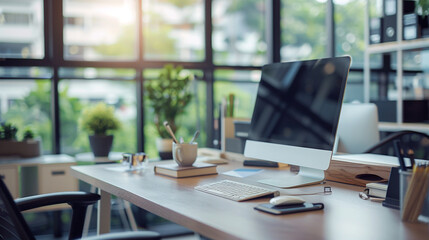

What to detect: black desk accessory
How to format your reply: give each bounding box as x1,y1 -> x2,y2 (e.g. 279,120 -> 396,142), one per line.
243,160 -> 279,168
382,167 -> 400,209
255,202 -> 324,215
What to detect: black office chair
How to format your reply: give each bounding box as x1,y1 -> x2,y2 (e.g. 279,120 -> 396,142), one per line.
365,130 -> 429,160
0,177 -> 161,240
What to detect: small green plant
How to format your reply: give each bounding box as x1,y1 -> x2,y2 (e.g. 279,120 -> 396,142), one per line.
79,102 -> 121,135
0,123 -> 18,140
145,64 -> 193,138
23,128 -> 35,140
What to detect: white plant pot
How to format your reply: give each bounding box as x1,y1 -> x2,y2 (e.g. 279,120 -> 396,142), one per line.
156,138 -> 173,160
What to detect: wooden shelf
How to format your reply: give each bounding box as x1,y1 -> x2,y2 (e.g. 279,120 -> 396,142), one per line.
378,122 -> 429,134
367,38 -> 429,54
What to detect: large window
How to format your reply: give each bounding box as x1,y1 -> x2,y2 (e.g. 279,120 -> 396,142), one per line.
1,0 -> 365,155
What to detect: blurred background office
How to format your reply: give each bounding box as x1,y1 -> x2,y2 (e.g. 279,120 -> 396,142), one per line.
2,0 -> 429,238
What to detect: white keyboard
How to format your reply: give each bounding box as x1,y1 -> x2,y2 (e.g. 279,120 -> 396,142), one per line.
195,180 -> 280,201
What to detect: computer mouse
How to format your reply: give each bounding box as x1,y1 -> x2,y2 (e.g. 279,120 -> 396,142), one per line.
269,196 -> 305,206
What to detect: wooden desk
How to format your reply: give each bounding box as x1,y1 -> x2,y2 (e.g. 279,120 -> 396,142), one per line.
71,159 -> 429,240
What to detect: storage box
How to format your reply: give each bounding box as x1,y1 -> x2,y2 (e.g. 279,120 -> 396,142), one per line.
326,154 -> 397,186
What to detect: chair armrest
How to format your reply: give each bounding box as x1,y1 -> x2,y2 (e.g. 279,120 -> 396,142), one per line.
364,130 -> 429,153
16,191 -> 101,239
15,191 -> 100,211
85,231 -> 161,240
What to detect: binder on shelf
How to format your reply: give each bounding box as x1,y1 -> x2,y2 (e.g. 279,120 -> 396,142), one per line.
403,13 -> 419,40
383,0 -> 396,16
381,0 -> 415,42
369,0 -> 383,44
383,15 -> 397,42
382,0 -> 397,43
370,18 -> 383,44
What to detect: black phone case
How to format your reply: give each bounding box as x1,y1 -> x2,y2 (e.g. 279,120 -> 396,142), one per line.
254,202 -> 324,215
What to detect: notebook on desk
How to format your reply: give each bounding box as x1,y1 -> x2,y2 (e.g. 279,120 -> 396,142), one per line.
154,162 -> 217,178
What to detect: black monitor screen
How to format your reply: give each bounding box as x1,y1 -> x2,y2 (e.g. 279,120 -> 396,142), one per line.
248,56 -> 351,150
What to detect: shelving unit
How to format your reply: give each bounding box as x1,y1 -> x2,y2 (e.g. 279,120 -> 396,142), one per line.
364,0 -> 429,131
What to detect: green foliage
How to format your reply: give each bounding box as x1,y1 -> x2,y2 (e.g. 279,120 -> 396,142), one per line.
0,123 -> 18,140
418,0 -> 429,16
79,103 -> 121,136
23,128 -> 35,140
145,64 -> 193,138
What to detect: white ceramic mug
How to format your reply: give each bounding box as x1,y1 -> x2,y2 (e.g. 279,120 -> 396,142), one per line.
173,142 -> 198,167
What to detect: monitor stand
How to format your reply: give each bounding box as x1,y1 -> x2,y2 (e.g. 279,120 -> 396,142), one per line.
258,167 -> 325,189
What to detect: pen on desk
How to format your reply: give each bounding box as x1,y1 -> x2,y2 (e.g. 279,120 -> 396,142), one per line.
394,140 -> 407,171
163,121 -> 178,143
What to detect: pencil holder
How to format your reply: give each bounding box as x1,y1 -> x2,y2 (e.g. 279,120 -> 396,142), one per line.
399,170 -> 429,223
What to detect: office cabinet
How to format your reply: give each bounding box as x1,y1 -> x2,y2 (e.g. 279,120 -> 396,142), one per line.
0,155 -> 77,205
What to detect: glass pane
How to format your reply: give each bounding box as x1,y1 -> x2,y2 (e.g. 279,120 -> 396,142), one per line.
0,0 -> 44,59
0,80 -> 52,153
63,0 -> 137,61
334,0 -> 365,68
213,69 -> 260,118
59,79 -> 137,155
144,69 -> 206,159
212,0 -> 267,66
281,0 -> 326,61
142,0 -> 205,61
343,71 -> 364,103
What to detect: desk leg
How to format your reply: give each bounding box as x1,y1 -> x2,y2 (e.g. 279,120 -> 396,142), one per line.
97,189 -> 111,235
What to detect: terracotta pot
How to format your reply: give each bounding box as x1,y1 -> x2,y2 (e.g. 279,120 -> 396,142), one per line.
0,139 -> 41,158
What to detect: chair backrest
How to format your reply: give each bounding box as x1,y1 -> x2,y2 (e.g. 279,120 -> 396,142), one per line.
0,177 -> 34,240
335,103 -> 380,154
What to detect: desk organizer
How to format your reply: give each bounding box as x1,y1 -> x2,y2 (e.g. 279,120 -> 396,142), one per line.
400,169 -> 429,223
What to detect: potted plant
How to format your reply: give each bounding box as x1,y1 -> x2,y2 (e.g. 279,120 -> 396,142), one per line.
79,102 -> 121,157
0,123 -> 41,158
145,64 -> 193,159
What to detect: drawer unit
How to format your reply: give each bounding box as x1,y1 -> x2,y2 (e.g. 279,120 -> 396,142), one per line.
38,163 -> 78,194
0,166 -> 19,198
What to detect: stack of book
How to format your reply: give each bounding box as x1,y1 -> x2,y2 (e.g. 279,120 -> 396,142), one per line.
364,182 -> 388,199
154,162 -> 217,178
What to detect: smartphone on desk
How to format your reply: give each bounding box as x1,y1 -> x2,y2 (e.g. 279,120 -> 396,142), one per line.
254,202 -> 324,215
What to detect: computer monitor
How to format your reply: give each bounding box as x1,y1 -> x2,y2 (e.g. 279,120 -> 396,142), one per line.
244,56 -> 351,188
